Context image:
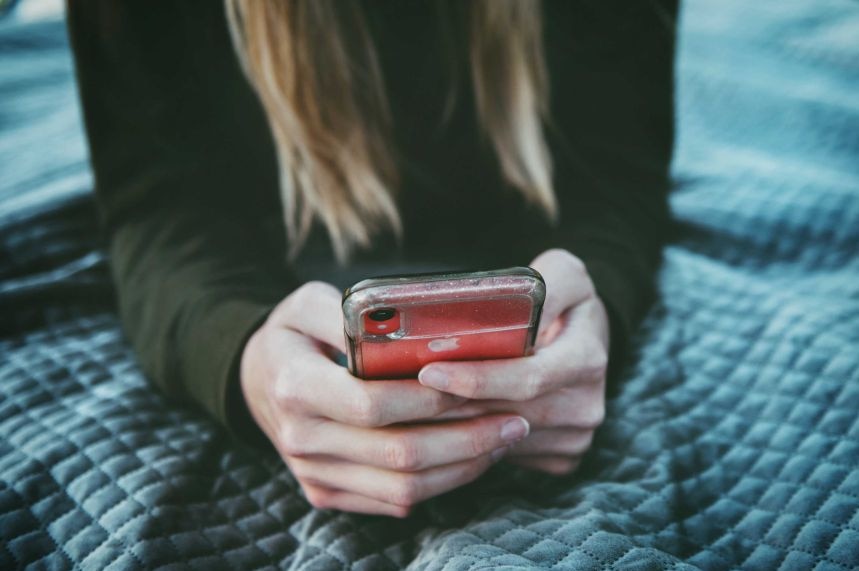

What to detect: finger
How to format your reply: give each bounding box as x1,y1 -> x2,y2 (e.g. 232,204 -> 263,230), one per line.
430,385 -> 605,429
418,302 -> 607,400
529,249 -> 594,338
536,313 -> 567,349
506,455 -> 582,476
281,415 -> 529,471
276,347 -> 468,426
418,354 -> 545,401
290,452 -> 504,509
429,403 -> 488,421
506,428 -> 593,456
301,482 -> 411,518
273,281 -> 346,353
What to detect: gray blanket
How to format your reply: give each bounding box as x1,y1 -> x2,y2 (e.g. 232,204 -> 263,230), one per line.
1,0 -> 858,569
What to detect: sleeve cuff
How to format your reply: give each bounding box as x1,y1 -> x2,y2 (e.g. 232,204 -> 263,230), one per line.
579,258 -> 645,378
177,295 -> 277,446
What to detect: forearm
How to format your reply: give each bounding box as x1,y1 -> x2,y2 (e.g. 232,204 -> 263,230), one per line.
544,0 -> 678,358
108,203 -> 293,430
68,0 -> 297,434
554,169 -> 671,358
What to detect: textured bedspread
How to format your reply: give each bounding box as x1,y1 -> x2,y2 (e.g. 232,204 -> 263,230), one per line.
2,0 -> 858,569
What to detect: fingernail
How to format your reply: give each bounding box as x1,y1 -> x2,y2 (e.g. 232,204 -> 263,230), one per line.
419,368 -> 448,390
490,447 -> 508,463
501,417 -> 530,443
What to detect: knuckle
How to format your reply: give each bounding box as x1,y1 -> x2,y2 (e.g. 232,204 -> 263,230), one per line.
575,343 -> 608,384
523,363 -> 549,400
532,401 -> 556,428
428,391 -> 456,415
579,402 -> 605,430
544,248 -> 577,265
284,281 -> 330,318
298,280 -> 326,299
581,431 -> 596,452
550,459 -> 577,475
303,485 -> 334,510
286,457 -> 308,479
523,376 -> 540,401
278,423 -> 309,457
582,361 -> 607,385
540,388 -> 579,427
383,436 -> 422,472
389,475 -> 422,507
461,372 -> 488,399
581,278 -> 597,299
543,249 -> 587,275
349,391 -> 383,427
273,376 -> 304,410
468,426 -> 496,457
563,251 -> 587,275
283,285 -> 308,317
585,347 -> 609,380
470,456 -> 494,479
570,430 -> 595,454
270,297 -> 293,324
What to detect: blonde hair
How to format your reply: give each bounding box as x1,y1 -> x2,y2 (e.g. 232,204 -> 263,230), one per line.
226,0 -> 556,261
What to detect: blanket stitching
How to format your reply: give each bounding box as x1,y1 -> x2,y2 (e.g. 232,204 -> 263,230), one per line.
2,357 -> 150,570
6,339 -> 277,569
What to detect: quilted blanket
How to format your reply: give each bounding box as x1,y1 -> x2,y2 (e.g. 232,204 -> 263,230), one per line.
2,0 -> 858,569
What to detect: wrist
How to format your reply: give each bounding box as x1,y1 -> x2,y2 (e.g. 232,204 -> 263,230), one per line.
226,307 -> 276,448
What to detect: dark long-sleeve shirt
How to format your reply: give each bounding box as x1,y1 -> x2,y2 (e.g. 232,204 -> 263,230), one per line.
67,0 -> 677,437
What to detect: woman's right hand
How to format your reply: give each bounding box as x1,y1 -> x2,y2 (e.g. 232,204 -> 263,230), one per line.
240,281 -> 531,517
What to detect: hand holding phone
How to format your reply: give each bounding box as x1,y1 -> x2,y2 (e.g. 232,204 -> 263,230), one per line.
239,281 -> 531,517
342,267 -> 546,379
412,250 -> 611,476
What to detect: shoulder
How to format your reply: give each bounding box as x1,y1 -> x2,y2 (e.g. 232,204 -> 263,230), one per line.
68,0 -> 234,77
542,0 -> 679,54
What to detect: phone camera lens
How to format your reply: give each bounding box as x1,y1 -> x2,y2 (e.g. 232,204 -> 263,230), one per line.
369,308 -> 395,322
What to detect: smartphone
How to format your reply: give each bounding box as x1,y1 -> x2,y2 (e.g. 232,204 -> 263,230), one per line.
342,267 -> 545,379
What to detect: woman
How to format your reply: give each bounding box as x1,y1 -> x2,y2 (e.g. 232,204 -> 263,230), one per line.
69,0 -> 676,517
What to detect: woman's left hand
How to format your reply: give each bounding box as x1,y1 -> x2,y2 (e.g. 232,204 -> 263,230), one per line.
418,249 -> 609,475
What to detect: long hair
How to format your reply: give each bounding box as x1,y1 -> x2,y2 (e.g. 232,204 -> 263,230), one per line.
226,0 -> 556,261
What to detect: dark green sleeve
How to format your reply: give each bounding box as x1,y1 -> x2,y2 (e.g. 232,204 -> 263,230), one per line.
67,0 -> 298,437
544,0 -> 678,363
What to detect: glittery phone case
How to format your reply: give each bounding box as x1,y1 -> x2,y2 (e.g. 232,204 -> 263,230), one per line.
342,267 -> 545,379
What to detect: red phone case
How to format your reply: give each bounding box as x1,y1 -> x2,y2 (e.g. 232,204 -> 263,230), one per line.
342,267 -> 545,379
